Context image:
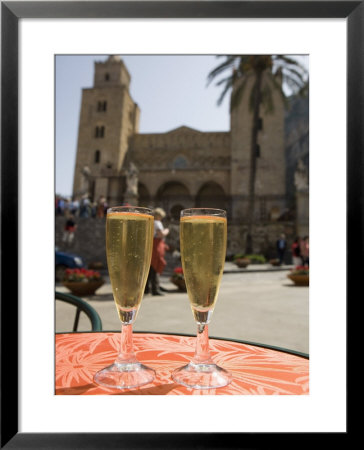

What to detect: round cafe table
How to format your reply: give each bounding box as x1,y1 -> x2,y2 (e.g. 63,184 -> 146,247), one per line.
55,332 -> 309,395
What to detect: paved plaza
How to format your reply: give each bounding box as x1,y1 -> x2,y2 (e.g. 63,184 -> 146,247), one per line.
56,262 -> 309,355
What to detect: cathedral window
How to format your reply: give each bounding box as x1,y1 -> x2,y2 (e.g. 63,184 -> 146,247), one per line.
105,73 -> 110,81
94,150 -> 100,163
97,101 -> 107,112
95,126 -> 105,138
172,155 -> 188,169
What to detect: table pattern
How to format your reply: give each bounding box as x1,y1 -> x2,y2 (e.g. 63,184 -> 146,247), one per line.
55,332 -> 309,395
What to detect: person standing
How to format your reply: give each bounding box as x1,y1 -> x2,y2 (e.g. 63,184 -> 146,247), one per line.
70,197 -> 80,216
96,196 -> 107,218
300,235 -> 309,266
80,195 -> 91,218
276,233 -> 287,266
291,237 -> 302,266
146,208 -> 169,296
62,214 -> 77,246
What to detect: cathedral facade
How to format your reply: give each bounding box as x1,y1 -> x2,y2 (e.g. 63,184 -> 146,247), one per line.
73,55 -> 308,253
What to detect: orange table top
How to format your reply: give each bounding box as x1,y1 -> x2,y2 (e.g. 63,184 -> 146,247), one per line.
55,332 -> 309,395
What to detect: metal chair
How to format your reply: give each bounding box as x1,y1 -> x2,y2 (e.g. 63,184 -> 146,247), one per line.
55,291 -> 102,332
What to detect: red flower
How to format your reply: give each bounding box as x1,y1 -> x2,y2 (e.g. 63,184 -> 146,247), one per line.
63,268 -> 102,282
174,267 -> 183,274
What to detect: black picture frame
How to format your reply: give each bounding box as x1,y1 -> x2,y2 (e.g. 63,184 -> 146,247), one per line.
1,1 -> 357,447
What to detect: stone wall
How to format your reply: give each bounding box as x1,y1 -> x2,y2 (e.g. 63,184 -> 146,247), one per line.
56,216 -> 295,271
56,216 -> 108,268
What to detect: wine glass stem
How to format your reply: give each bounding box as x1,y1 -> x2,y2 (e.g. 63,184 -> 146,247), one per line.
192,323 -> 213,365
116,323 -> 137,364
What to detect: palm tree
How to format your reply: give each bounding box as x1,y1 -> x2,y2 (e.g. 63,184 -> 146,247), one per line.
208,55 -> 308,253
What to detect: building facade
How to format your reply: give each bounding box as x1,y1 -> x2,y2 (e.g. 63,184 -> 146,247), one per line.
72,56 -> 308,253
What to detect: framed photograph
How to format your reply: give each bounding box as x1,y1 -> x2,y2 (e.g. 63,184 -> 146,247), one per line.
2,1 -> 358,447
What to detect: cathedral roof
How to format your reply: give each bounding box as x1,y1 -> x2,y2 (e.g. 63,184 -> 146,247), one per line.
165,125 -> 202,134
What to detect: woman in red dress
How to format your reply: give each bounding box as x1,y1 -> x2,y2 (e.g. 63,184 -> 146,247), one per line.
146,208 -> 169,296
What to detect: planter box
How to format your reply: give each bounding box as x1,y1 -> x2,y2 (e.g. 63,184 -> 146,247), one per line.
88,261 -> 104,270
62,279 -> 104,296
269,259 -> 281,266
287,274 -> 309,286
235,259 -> 250,268
170,277 -> 187,292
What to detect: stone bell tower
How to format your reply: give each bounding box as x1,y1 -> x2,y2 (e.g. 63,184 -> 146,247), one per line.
72,55 -> 140,204
230,70 -> 286,223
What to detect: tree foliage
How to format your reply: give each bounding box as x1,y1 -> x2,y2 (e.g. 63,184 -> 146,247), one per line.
208,55 -> 308,253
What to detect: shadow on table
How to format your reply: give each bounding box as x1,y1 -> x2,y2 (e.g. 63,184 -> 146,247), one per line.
56,382 -> 179,395
84,289 -> 186,301
113,383 -> 179,395
283,283 -> 309,288
56,384 -> 96,395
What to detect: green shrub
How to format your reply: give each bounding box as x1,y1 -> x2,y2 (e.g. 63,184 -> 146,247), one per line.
242,254 -> 266,264
233,253 -> 266,263
233,253 -> 245,261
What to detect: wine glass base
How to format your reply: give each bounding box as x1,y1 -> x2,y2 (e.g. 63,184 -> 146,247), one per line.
172,362 -> 232,389
94,362 -> 155,390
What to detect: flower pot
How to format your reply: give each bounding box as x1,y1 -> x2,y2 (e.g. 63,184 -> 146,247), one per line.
88,261 -> 104,270
287,274 -> 309,286
62,279 -> 104,296
170,277 -> 187,292
235,259 -> 250,268
270,259 -> 281,267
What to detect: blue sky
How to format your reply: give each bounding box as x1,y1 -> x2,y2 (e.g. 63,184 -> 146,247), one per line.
55,54 -> 308,197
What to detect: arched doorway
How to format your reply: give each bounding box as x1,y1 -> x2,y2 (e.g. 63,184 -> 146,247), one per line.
170,204 -> 184,220
155,181 -> 193,219
195,182 -> 227,211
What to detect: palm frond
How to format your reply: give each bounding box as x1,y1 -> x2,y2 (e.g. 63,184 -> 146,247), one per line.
283,75 -> 307,93
217,77 -> 234,106
274,55 -> 308,72
207,56 -> 238,86
216,75 -> 234,87
282,66 -> 307,84
274,56 -> 308,85
208,54 -> 307,112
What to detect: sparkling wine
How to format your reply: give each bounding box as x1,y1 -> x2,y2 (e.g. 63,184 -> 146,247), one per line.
180,215 -> 227,324
106,211 -> 153,323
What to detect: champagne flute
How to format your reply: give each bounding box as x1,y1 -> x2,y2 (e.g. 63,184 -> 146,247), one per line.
172,208 -> 232,389
94,206 -> 155,389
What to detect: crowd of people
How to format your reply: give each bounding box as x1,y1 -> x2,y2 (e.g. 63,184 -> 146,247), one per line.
56,195 -> 172,288
275,233 -> 309,267
57,194 -> 309,274
56,194 -> 109,247
55,194 -> 108,218
291,235 -> 309,267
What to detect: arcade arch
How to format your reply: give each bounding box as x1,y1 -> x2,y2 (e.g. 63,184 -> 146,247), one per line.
155,181 -> 193,219
196,181 -> 227,211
